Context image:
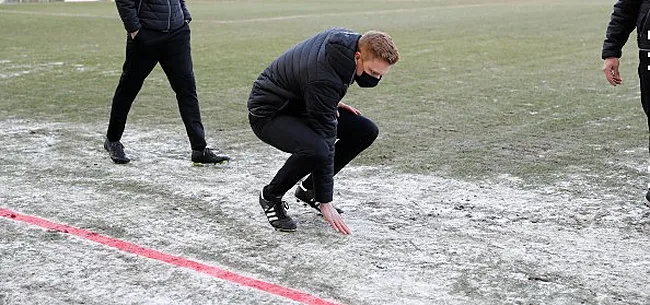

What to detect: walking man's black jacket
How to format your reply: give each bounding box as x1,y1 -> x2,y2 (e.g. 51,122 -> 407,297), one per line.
603,0 -> 650,59
115,0 -> 191,33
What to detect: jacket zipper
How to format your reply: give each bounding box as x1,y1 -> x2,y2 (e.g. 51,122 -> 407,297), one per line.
166,0 -> 171,32
635,9 -> 650,55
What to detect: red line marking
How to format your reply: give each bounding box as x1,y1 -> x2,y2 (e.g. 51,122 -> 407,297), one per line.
0,208 -> 343,305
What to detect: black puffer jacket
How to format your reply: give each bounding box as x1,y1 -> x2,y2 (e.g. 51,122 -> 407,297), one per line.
115,0 -> 191,33
603,0 -> 650,59
248,28 -> 361,203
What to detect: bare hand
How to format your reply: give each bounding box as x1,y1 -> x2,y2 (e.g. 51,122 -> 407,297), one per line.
130,30 -> 139,39
337,102 -> 361,117
603,57 -> 622,86
320,202 -> 350,235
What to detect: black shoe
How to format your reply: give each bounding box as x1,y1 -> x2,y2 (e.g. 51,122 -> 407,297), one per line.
259,190 -> 297,232
104,139 -> 130,164
645,188 -> 650,207
191,147 -> 230,165
294,183 -> 343,214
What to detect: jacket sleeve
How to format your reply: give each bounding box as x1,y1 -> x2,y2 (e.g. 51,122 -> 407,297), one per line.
602,0 -> 642,59
115,0 -> 141,33
303,81 -> 341,203
180,0 -> 192,22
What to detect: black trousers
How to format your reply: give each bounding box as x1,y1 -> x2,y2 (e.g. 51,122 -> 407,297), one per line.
639,51 -> 650,154
639,51 -> 650,132
106,24 -> 207,151
250,110 -> 379,201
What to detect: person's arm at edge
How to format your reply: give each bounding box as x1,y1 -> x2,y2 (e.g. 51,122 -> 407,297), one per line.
602,0 -> 642,85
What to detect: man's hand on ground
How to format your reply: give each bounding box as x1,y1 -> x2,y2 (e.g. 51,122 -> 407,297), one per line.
320,202 -> 350,235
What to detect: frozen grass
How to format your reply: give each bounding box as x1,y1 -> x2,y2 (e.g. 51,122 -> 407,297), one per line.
2,0 -> 650,304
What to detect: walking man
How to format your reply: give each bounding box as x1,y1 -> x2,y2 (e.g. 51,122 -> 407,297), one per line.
247,28 -> 400,234
105,0 -> 230,165
602,0 -> 650,203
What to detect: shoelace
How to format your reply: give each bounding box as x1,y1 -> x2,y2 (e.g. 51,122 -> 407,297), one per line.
110,142 -> 124,150
266,200 -> 290,217
203,148 -> 226,157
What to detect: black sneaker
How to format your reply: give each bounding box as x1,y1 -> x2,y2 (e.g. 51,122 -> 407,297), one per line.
294,183 -> 343,214
259,190 -> 297,232
104,139 -> 130,164
191,148 -> 230,165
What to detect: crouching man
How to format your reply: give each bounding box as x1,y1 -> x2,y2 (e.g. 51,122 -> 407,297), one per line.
247,28 -> 400,234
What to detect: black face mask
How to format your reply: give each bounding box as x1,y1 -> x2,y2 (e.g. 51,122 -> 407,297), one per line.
355,72 -> 381,88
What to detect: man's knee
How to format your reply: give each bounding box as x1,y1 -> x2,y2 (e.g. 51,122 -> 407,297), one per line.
359,118 -> 379,146
368,120 -> 379,141
299,141 -> 331,164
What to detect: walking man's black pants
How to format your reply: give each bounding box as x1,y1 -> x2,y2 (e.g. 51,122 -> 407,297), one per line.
638,51 -> 650,154
639,51 -> 650,133
250,109 -> 379,201
106,23 -> 207,151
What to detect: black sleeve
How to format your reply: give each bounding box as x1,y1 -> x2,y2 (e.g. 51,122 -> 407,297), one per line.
303,81 -> 341,203
115,0 -> 141,33
180,0 -> 192,22
602,0 -> 642,59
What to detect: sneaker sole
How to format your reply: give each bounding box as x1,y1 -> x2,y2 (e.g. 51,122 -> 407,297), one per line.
192,160 -> 229,166
274,227 -> 297,232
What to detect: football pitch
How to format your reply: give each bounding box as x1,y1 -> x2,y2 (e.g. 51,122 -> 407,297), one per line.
1,0 -> 650,304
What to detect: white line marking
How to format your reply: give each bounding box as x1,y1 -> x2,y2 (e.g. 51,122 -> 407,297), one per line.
0,9 -> 115,18
0,1 -> 566,24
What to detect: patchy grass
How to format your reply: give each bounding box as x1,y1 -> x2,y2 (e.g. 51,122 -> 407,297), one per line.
0,0 -> 646,196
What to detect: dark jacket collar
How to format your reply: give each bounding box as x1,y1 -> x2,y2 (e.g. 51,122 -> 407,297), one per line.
324,29 -> 361,86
